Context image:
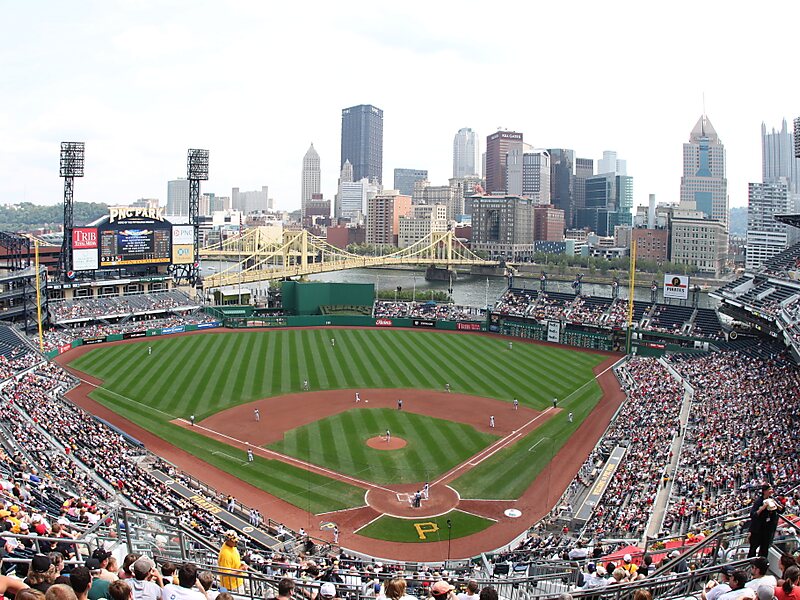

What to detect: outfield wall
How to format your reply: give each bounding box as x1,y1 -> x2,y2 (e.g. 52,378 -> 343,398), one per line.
45,311 -> 712,360
44,320 -> 224,359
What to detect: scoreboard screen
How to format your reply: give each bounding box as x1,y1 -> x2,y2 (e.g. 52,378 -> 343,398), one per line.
100,227 -> 171,266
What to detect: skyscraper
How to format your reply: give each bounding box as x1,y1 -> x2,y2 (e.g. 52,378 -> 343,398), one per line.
549,149 -> 575,227
680,115 -> 728,226
167,178 -> 189,217
341,104 -> 383,185
762,120 -> 800,192
597,150 -> 627,176
746,180 -> 792,269
393,168 -> 428,197
522,149 -> 551,204
453,128 -> 479,178
485,130 -> 523,193
301,143 -> 321,219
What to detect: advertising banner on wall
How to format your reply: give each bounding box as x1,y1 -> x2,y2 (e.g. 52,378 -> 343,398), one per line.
172,225 -> 194,245
547,320 -> 560,343
172,244 -> 194,264
72,228 -> 99,271
663,274 -> 690,300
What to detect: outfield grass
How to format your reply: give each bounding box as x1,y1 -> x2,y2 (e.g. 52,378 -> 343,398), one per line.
69,329 -> 607,513
269,408 -> 498,485
451,378 -> 604,499
356,510 -> 494,543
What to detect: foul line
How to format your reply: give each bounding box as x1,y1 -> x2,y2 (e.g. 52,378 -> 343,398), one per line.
316,504 -> 368,516
432,359 -> 616,488
352,513 -> 384,534
180,419 -> 397,495
436,408 -> 551,483
72,374 -> 179,421
528,438 -> 549,452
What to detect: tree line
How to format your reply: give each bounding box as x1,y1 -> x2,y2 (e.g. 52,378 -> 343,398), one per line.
0,202 -> 110,231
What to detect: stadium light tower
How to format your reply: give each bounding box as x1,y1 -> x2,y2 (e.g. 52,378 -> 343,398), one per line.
58,142 -> 85,281
174,148 -> 209,286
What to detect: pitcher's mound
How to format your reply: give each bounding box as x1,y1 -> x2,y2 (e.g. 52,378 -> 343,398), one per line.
366,436 -> 407,450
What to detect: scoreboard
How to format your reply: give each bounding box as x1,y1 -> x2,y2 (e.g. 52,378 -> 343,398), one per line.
96,209 -> 172,268
99,227 -> 171,266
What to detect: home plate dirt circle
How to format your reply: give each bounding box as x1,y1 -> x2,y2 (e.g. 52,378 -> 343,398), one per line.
366,436 -> 407,450
365,483 -> 460,518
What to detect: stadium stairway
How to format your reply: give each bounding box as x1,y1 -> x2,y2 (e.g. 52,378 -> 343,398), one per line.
149,469 -> 283,552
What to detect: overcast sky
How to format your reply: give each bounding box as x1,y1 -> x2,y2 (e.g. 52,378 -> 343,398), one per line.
1,1 -> 798,212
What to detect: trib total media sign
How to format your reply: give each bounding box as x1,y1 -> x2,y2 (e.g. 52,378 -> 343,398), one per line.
72,228 -> 99,271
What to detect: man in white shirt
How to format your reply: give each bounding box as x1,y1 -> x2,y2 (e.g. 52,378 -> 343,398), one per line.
745,558 -> 777,591
126,557 -> 163,600
161,563 -> 207,600
456,580 -> 480,600
704,567 -> 735,600
718,571 -> 756,600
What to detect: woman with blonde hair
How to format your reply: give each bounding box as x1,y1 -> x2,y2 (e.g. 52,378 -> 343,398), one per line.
380,577 -> 414,600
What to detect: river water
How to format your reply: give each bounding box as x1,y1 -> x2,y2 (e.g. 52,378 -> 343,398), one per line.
201,262 -> 716,309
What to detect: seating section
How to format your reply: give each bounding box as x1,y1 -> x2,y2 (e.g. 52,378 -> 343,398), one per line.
49,290 -> 199,324
37,313 -> 219,352
643,304 -> 695,334
761,241 -> 800,276
691,308 -> 724,339
373,301 -> 484,321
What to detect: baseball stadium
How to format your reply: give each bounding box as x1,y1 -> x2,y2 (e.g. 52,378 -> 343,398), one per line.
0,151 -> 798,600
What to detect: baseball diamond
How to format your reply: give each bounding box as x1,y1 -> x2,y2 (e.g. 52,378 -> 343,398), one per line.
61,326 -> 624,559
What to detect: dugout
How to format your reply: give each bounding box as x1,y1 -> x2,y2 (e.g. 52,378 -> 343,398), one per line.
281,281 -> 374,315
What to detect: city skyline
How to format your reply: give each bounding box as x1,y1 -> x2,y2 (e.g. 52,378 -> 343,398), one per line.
1,1 -> 797,213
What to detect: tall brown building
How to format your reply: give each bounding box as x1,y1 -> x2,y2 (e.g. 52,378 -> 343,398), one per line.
366,192 -> 412,246
485,130 -> 523,193
632,228 -> 669,262
533,205 -> 565,241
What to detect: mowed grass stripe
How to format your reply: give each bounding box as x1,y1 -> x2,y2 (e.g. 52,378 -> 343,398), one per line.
269,409 -> 497,485
306,331 -> 333,390
431,334 -> 562,403
346,331 -> 381,389
387,334 -> 443,391
334,332 -> 360,389
361,333 -> 415,388
422,334 -> 504,395
312,330 -> 347,389
181,334 -> 234,416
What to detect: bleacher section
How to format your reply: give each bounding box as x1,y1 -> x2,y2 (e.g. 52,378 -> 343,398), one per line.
691,307 -> 723,339
762,240 -> 800,276
643,304 -> 695,334
49,290 -> 200,324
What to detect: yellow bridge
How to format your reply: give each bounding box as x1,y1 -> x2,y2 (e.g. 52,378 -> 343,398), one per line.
200,228 -> 499,289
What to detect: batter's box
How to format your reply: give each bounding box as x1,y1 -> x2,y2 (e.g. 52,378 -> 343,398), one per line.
396,492 -> 412,503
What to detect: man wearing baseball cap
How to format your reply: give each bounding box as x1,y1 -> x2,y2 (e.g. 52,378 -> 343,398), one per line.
319,582 -> 337,600
217,530 -> 247,592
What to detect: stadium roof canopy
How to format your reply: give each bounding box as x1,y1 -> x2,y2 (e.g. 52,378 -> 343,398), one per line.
775,214 -> 800,229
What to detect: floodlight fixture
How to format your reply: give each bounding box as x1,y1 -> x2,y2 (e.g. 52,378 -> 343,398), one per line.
59,142 -> 85,178
187,149 -> 209,180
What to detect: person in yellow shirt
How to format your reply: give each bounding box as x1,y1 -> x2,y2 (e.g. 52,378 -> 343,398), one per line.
217,530 -> 247,592
621,554 -> 638,578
